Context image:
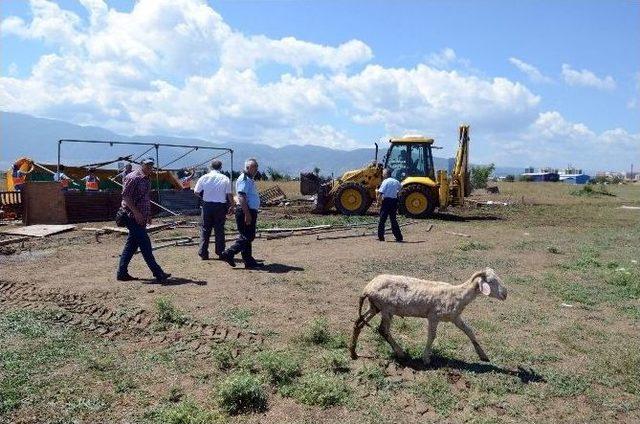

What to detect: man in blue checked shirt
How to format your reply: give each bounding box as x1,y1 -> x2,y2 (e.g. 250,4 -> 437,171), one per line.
220,158 -> 263,269
376,168 -> 403,242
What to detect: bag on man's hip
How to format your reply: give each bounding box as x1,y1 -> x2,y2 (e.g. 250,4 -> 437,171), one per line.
115,208 -> 128,227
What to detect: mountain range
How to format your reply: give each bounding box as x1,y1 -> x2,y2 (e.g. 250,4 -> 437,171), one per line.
1,112 -> 523,177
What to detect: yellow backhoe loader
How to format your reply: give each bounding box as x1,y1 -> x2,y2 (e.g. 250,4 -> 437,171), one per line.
300,125 -> 471,218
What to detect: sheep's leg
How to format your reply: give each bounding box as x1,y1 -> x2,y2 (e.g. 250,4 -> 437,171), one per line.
421,318 -> 439,365
349,307 -> 379,359
378,314 -> 407,359
453,317 -> 489,362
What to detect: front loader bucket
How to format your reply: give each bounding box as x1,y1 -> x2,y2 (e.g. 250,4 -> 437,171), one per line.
300,172 -> 321,195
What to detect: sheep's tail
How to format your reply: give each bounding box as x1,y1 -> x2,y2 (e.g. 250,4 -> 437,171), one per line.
350,294 -> 369,360
357,294 -> 368,321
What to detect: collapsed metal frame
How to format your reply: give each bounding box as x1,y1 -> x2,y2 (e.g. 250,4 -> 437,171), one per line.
57,139 -> 234,213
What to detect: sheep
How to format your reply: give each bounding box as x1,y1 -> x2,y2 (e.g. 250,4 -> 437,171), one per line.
349,268 -> 507,364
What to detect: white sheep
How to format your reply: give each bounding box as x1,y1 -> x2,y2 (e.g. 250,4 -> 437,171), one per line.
349,268 -> 507,364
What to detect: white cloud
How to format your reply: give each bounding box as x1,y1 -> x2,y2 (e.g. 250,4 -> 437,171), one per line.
509,57 -> 552,83
0,0 -> 635,170
488,111 -> 640,169
0,0 -> 85,47
561,64 -> 616,90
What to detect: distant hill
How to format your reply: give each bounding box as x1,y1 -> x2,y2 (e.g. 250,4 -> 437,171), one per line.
1,111 -> 522,176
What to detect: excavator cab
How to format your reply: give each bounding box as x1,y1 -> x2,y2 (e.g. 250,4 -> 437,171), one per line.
384,137 -> 436,182
383,136 -> 440,218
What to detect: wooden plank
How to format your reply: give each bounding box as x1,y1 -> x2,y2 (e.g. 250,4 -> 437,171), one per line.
101,223 -> 173,234
260,224 -> 332,233
0,236 -> 30,246
0,224 -> 76,238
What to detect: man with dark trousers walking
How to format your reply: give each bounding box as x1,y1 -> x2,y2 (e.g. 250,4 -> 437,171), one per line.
117,158 -> 171,282
194,159 -> 235,260
220,158 -> 262,269
376,168 -> 403,242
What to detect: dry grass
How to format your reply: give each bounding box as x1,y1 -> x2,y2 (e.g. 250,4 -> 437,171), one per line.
1,182 -> 640,423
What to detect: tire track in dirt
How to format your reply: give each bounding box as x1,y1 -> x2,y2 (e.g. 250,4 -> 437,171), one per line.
0,281 -> 264,356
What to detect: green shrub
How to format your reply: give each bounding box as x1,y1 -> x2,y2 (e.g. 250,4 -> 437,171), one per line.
217,372 -> 267,415
471,164 -> 495,189
301,317 -> 332,345
571,183 -> 614,197
155,297 -> 187,326
299,318 -> 347,348
607,269 -> 640,299
357,364 -> 390,391
256,350 -> 302,386
320,350 -> 350,374
291,372 -> 350,407
211,344 -> 236,371
148,399 -> 221,424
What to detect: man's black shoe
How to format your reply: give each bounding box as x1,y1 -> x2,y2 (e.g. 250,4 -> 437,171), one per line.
244,260 -> 264,269
155,272 -> 172,283
116,274 -> 136,282
396,239 -> 404,243
378,237 -> 385,242
199,253 -> 209,260
220,252 -> 236,267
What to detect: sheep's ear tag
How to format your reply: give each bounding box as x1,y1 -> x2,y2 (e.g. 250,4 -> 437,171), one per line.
480,282 -> 491,296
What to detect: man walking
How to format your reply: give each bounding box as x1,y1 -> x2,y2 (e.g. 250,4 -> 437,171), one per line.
194,160 -> 234,260
377,168 -> 403,242
220,158 -> 262,269
117,158 -> 171,282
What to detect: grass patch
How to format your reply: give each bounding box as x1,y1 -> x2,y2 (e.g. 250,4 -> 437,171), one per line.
319,350 -> 350,374
571,184 -> 615,197
155,297 -> 187,327
412,373 -> 459,416
290,372 -> 351,407
147,399 -> 222,424
224,307 -> 253,329
0,310 -> 86,414
210,344 -> 237,371
545,370 -> 590,397
217,371 -> 267,415
300,317 -> 347,348
606,269 -> 640,299
256,350 -> 302,386
459,240 -> 490,251
357,363 -> 392,391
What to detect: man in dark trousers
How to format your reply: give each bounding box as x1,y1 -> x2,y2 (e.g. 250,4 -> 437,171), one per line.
117,158 -> 171,282
220,158 -> 262,269
194,159 -> 235,260
376,168 -> 403,242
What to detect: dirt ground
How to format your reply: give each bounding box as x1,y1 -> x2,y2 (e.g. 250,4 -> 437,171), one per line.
1,181 -> 639,423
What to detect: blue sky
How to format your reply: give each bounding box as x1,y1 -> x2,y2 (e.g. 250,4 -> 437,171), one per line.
1,0 -> 638,170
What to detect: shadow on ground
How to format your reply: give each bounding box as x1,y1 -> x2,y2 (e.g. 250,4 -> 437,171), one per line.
395,356 -> 545,384
142,277 -> 208,286
432,212 -> 503,222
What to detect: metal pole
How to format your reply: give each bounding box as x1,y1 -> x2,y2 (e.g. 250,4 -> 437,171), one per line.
155,144 -> 160,209
230,149 -> 234,191
57,140 -> 61,178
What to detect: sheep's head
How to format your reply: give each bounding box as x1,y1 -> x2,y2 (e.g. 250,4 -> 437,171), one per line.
473,268 -> 507,300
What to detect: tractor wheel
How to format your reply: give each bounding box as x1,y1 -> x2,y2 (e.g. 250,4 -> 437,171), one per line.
399,184 -> 437,218
335,182 -> 371,215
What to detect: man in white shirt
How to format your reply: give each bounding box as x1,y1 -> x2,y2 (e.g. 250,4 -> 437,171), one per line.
376,168 -> 403,242
194,159 -> 235,260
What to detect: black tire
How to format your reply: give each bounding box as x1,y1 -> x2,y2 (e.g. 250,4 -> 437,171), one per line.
335,182 -> 371,215
398,184 -> 437,218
